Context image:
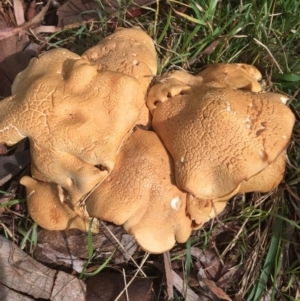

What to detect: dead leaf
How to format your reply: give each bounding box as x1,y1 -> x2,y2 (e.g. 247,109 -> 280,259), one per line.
13,0 -> 25,25
26,0 -> 37,21
199,37 -> 225,56
163,252 -> 174,300
0,144 -> 7,155
57,0 -> 157,27
0,14 -> 38,97
0,235 -> 86,300
191,247 -> 222,279
217,265 -> 243,287
0,150 -> 31,186
86,272 -> 153,301
199,278 -> 232,301
0,0 -> 51,41
0,283 -> 34,301
34,227 -> 141,270
114,233 -> 138,264
0,139 -> 30,186
151,261 -> 202,301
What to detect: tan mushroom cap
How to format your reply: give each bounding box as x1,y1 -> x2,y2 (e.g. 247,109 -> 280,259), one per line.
239,150 -> 286,193
0,48 -> 144,201
147,70 -> 295,200
197,63 -> 262,92
187,151 -> 286,228
82,27 -> 157,95
82,27 -> 157,126
20,176 -> 98,232
85,127 -> 192,253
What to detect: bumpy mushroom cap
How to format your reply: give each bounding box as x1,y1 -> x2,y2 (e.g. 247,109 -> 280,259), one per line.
82,27 -> 157,94
197,63 -> 263,92
186,151 -> 287,228
82,27 -> 157,126
147,70 -> 295,201
20,176 -> 98,232
0,48 -> 144,201
239,151 -> 287,193
85,127 -> 192,253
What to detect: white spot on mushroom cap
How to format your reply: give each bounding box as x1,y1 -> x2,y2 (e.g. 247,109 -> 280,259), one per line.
280,96 -> 288,104
57,186 -> 65,203
171,196 -> 181,211
66,177 -> 73,188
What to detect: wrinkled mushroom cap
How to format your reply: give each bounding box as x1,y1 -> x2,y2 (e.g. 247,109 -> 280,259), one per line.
197,63 -> 262,92
82,27 -> 157,126
147,70 -> 295,200
239,150 -> 287,193
85,127 -> 192,253
1,48 -> 144,201
82,27 -> 157,96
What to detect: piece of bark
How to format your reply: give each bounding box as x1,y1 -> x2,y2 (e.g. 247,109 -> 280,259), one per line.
0,283 -> 34,301
86,272 -> 154,301
0,235 -> 86,300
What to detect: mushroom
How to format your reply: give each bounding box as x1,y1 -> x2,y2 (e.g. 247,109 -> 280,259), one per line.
197,63 -> 263,92
187,151 -> 287,228
82,27 -> 158,126
238,150 -> 287,193
85,127 -> 192,253
147,68 -> 295,216
2,25 -> 294,253
0,47 -> 145,203
20,176 -> 96,232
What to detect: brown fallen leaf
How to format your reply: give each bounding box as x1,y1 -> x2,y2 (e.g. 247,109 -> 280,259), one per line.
188,37 -> 226,66
34,226 -> 140,271
163,252 -> 174,300
191,247 -> 222,279
151,261 -> 202,301
57,0 -> 157,27
216,265 -> 243,288
0,150 -> 31,186
13,0 -> 25,25
0,15 -> 38,97
0,144 -> 7,155
0,283 -> 34,301
0,139 -> 30,186
199,278 -> 232,301
86,272 -> 153,301
0,0 -> 51,41
0,235 -> 86,300
26,0 -> 37,21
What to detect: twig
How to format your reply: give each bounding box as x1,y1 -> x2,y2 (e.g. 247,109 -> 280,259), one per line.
101,221 -> 147,277
163,252 -> 174,300
253,38 -> 283,73
114,252 -> 150,301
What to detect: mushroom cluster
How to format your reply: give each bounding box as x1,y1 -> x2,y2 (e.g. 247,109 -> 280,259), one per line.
0,28 -> 295,253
